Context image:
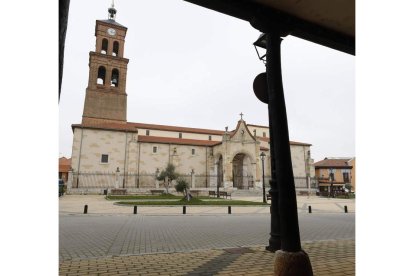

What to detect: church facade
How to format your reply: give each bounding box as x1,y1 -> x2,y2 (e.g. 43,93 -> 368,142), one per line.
66,6 -> 315,194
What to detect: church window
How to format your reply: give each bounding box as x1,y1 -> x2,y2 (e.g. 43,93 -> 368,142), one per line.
101,39 -> 108,54
179,133 -> 182,138
112,41 -> 119,57
192,149 -> 195,155
146,130 -> 150,136
97,66 -> 106,85
111,69 -> 119,87
153,146 -> 157,153
208,135 -> 212,141
101,154 -> 109,163
263,132 -> 266,137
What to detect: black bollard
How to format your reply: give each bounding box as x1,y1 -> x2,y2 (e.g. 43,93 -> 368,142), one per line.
228,206 -> 231,214
134,205 -> 137,214
344,205 -> 348,213
308,205 -> 312,213
183,205 -> 186,214
83,205 -> 88,214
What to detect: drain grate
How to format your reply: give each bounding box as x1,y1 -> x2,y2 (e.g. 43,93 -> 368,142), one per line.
223,247 -> 254,254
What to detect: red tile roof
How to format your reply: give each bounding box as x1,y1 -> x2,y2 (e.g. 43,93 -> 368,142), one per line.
72,122 -> 137,132
314,158 -> 353,168
72,121 -> 311,146
257,137 -> 312,146
138,135 -> 222,147
247,123 -> 269,128
72,121 -> 225,135
130,122 -> 225,135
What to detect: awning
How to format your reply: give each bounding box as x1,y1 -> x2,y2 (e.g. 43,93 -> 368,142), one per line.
184,0 -> 355,55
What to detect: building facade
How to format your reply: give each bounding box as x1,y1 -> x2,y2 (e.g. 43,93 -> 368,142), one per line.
314,157 -> 355,193
66,7 -> 315,194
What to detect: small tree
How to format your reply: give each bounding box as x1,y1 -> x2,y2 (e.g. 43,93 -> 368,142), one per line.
175,179 -> 192,201
156,163 -> 179,194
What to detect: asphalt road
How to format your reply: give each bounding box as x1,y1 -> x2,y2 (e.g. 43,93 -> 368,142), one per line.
59,212 -> 354,261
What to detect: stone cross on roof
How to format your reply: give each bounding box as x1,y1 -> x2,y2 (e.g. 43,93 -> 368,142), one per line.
239,112 -> 244,120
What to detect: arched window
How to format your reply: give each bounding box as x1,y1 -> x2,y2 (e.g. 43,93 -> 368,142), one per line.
111,68 -> 119,87
101,39 -> 108,54
97,66 -> 106,85
112,41 -> 119,57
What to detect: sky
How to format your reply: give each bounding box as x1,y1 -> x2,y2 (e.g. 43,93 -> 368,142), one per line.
59,0 -> 355,163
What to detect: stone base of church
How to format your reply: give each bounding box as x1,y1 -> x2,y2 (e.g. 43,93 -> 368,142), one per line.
273,249 -> 313,276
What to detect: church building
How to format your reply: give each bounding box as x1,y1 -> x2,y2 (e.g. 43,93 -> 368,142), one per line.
67,4 -> 315,194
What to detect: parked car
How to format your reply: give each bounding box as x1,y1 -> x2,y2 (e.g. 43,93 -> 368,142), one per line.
59,179 -> 65,197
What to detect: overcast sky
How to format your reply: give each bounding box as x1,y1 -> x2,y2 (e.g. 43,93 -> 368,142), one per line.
59,0 -> 355,162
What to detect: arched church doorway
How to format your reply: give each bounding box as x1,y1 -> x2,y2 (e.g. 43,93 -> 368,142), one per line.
232,153 -> 253,189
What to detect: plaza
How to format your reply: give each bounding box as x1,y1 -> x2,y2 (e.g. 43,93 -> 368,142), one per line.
59,195 -> 355,275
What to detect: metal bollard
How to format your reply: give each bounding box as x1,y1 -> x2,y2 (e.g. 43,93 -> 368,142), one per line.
183,205 -> 186,214
83,205 -> 88,214
228,206 -> 232,214
308,205 -> 312,213
344,205 -> 348,213
134,205 -> 137,214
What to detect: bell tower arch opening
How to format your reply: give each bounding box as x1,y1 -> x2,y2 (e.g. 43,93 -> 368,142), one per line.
97,66 -> 106,85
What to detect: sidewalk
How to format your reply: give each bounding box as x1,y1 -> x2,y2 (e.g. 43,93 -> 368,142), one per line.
59,239 -> 355,276
59,195 -> 355,215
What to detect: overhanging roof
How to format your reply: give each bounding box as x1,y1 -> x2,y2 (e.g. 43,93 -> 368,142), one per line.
184,0 -> 354,55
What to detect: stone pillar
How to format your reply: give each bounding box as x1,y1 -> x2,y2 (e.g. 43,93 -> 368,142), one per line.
191,170 -> 195,189
115,167 -> 120,189
67,169 -> 73,194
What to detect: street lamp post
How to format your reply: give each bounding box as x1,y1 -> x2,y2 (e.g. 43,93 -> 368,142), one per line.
260,152 -> 267,203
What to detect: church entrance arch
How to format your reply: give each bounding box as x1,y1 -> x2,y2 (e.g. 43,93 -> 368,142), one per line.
232,153 -> 253,189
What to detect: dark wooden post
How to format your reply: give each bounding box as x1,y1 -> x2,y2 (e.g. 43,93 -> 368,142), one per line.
266,30 -> 301,252
266,115 -> 281,252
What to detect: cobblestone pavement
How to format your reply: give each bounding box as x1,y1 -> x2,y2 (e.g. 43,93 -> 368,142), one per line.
60,196 -> 355,275
60,213 -> 354,260
59,239 -> 355,275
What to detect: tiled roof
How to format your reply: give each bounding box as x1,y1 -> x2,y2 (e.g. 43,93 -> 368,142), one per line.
314,158 -> 353,168
129,122 -> 225,135
97,19 -> 127,29
72,122 -> 137,132
247,124 -> 269,128
257,137 -> 312,146
138,135 -> 222,147
72,121 -> 312,146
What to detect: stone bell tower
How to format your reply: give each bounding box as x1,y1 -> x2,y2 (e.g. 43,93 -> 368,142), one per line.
82,2 -> 129,125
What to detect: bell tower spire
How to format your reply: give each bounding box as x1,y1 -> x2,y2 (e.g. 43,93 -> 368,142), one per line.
108,0 -> 117,20
81,3 -> 129,125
